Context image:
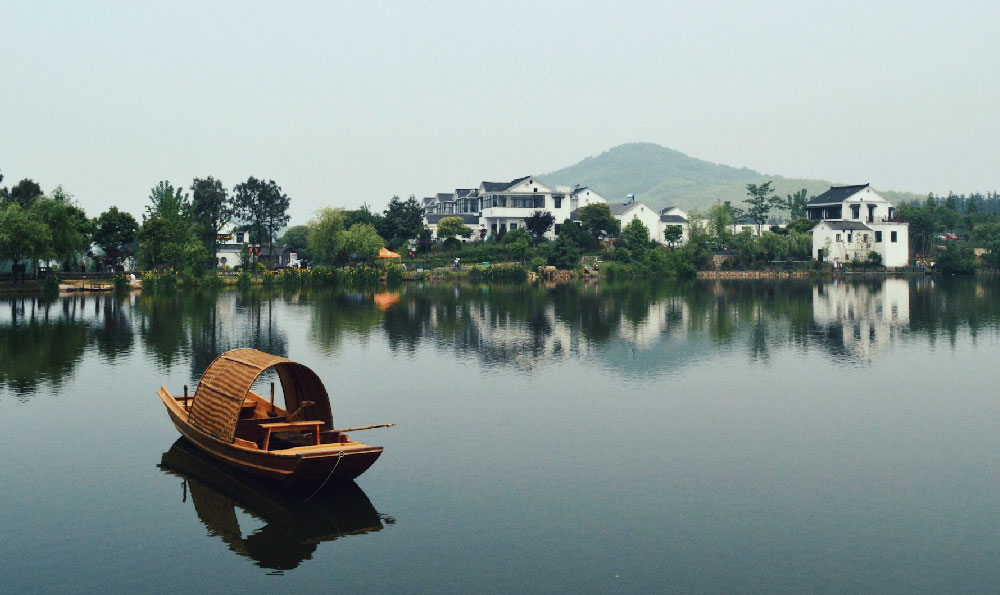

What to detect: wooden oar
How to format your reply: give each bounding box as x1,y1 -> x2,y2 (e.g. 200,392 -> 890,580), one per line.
333,423 -> 396,433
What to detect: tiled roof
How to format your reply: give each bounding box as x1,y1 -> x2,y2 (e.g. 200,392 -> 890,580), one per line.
481,176 -> 531,193
609,202 -> 638,216
822,221 -> 872,230
807,184 -> 870,206
660,214 -> 686,223
436,192 -> 455,201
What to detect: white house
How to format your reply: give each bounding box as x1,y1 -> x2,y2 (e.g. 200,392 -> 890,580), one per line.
609,201 -> 662,243
423,176 -> 608,240
807,184 -> 909,267
658,206 -> 689,245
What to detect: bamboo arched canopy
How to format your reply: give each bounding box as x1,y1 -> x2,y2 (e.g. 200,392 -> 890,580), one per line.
188,348 -> 333,443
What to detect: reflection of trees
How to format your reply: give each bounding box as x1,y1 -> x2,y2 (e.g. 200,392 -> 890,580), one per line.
308,290 -> 383,355
133,290 -> 289,379
0,294 -> 133,399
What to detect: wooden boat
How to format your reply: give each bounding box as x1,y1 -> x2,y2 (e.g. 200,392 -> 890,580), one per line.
157,348 -> 393,488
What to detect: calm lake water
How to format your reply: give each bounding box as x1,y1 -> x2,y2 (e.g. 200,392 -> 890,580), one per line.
2,278 -> 999,594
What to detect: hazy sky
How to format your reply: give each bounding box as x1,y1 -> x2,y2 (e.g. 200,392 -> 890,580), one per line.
3,0 -> 998,224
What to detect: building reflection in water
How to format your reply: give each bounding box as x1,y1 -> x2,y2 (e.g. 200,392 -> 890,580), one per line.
158,439 -> 391,571
813,278 -> 909,361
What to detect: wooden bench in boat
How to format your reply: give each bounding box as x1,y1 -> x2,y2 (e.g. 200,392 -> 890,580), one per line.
260,420 -> 324,451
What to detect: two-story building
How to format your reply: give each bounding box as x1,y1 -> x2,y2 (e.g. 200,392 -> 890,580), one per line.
808,184 -> 909,267
424,176 -> 608,240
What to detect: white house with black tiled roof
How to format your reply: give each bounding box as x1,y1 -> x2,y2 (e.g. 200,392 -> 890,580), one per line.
423,176 -> 608,240
808,184 -> 909,267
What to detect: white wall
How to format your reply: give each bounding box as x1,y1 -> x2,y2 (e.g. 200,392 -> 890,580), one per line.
615,203 -> 662,243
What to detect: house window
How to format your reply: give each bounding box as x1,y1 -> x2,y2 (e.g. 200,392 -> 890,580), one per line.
554,198 -> 562,208
875,231 -> 883,243
891,231 -> 898,242
510,223 -> 517,230
554,224 -> 561,235
533,187 -> 537,192
236,232 -> 244,243
836,233 -> 842,242
851,204 -> 860,219
847,233 -> 853,243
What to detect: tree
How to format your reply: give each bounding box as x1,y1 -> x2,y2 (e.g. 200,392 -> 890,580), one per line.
558,218 -> 597,250
31,195 -> 92,270
664,225 -> 683,247
436,216 -> 472,241
343,223 -> 385,263
344,204 -> 383,230
523,210 -> 555,243
190,177 -> 230,264
617,219 -> 651,258
547,234 -> 580,270
307,208 -> 347,265
381,195 -> 424,244
232,177 -> 290,259
0,204 -> 52,270
784,188 -> 809,219
93,207 -> 139,267
577,203 -> 619,240
706,202 -> 736,241
139,181 -> 193,270
7,178 -> 43,209
279,225 -> 311,261
745,181 -> 781,233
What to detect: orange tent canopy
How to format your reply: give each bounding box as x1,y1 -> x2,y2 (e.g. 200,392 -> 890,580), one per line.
378,247 -> 402,259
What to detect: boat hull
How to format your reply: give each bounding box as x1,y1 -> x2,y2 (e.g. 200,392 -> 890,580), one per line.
159,390 -> 382,487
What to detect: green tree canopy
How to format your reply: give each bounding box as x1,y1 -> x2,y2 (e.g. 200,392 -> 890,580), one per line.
139,181 -> 194,270
7,178 -> 43,209
523,210 -> 555,242
436,216 -> 472,240
93,207 -> 139,266
617,219 -> 651,258
232,177 -> 290,258
190,177 -> 230,261
307,208 -> 347,265
31,194 -> 92,268
380,195 -> 424,244
577,203 -> 619,239
784,188 -> 809,219
744,181 -> 781,232
0,204 -> 52,266
343,223 -> 385,262
279,225 -> 311,261
664,225 -> 683,246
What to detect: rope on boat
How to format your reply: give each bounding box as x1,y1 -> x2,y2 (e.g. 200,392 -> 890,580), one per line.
305,450 -> 345,502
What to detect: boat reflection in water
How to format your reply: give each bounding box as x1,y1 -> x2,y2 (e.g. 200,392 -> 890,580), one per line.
159,438 -> 392,571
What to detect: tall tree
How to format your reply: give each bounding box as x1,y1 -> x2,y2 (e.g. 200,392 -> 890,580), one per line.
93,207 -> 139,267
381,195 -> 423,243
523,210 -> 556,243
279,225 -> 311,261
0,204 -> 51,270
744,181 -> 781,233
307,208 -> 347,265
190,177 -> 230,265
8,178 -> 43,209
232,177 -> 290,260
784,188 -> 809,219
31,194 -> 92,270
343,223 -> 385,263
140,181 -> 193,270
577,203 -> 619,240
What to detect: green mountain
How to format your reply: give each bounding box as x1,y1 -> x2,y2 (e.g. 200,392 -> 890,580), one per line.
540,142 -> 923,215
